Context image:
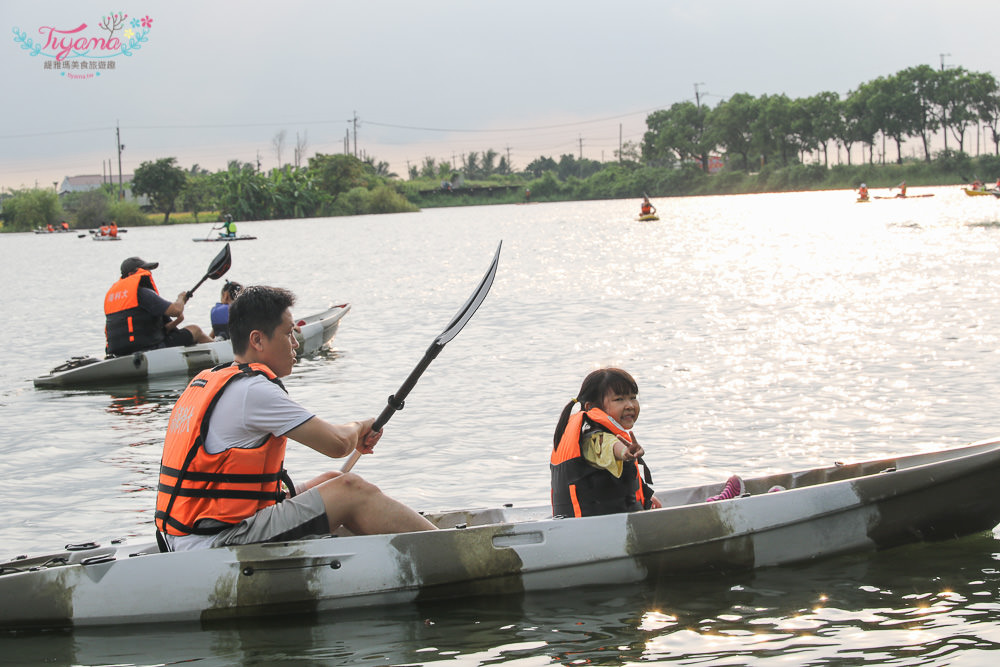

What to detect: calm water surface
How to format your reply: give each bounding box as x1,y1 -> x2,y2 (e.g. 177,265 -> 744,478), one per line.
4,188 -> 1000,664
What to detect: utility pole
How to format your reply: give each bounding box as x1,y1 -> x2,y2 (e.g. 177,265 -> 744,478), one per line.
352,111 -> 358,158
694,82 -> 706,109
939,53 -> 950,71
619,123 -> 623,163
116,122 -> 124,201
578,135 -> 583,159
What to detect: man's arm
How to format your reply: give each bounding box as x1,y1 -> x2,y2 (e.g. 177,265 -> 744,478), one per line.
163,292 -> 189,318
285,416 -> 381,460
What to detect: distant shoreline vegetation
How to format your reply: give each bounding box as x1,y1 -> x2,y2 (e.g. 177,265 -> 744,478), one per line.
3,63 -> 999,231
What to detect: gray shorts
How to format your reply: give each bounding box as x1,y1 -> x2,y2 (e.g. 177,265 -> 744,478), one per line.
210,487 -> 330,547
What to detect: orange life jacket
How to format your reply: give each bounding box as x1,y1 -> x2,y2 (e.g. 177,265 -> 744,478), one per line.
550,407 -> 653,517
104,269 -> 166,355
641,202 -> 652,215
155,363 -> 290,536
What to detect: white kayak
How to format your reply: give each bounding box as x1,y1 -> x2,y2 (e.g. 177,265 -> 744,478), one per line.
3,437 -> 1000,629
193,235 -> 257,242
33,304 -> 350,388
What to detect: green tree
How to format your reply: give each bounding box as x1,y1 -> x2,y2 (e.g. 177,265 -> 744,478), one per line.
308,153 -> 374,198
0,188 -> 63,232
710,93 -> 759,172
216,161 -> 271,221
64,189 -> 112,228
269,166 -> 323,219
643,101 -> 713,169
973,72 -> 1000,154
802,92 -> 842,166
179,166 -> 217,222
525,156 -> 558,178
897,65 -> 939,162
418,156 -> 437,179
131,157 -> 187,224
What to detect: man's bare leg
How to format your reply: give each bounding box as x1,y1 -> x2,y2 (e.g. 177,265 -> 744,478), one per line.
314,472 -> 436,534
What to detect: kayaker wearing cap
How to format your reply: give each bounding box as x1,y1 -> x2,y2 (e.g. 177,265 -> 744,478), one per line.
104,256 -> 212,357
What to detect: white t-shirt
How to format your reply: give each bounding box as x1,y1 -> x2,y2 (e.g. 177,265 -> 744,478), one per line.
164,373 -> 314,551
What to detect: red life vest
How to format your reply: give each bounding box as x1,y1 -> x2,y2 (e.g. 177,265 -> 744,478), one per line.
104,269 -> 166,355
641,202 -> 652,215
550,407 -> 653,517
156,363 -> 290,536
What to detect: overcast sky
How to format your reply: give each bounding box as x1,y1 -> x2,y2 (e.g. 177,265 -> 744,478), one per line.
2,0 -> 996,190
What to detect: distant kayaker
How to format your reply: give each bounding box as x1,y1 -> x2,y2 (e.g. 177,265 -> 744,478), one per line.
640,196 -> 656,217
60,221 -> 69,231
858,183 -> 869,200
551,368 -> 660,517
209,280 -> 242,340
104,256 -> 212,357
108,221 -> 118,237
155,285 -> 436,552
219,214 -> 237,238
895,180 -> 908,197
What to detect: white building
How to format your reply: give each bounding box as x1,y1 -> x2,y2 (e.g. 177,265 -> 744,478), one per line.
58,174 -> 149,206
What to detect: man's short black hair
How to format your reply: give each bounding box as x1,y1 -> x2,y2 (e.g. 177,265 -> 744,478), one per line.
229,286 -> 296,355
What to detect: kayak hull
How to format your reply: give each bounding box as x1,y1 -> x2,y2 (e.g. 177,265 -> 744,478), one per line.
3,437 -> 1000,628
637,214 -> 659,221
33,304 -> 350,388
193,235 -> 257,242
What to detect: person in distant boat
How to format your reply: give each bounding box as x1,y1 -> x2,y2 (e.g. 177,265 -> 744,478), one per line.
108,221 -> 118,238
104,256 -> 212,357
551,368 -> 660,518
209,280 -> 242,340
155,285 -> 437,552
896,181 -> 908,197
219,215 -> 237,239
46,223 -> 54,232
525,187 -> 531,202
858,183 -> 869,200
60,221 -> 69,231
640,196 -> 657,217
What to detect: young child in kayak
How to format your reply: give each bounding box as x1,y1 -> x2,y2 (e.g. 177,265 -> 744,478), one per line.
551,368 -> 660,517
209,280 -> 242,340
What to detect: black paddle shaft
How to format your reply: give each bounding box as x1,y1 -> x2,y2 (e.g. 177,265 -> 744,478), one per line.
341,241 -> 501,472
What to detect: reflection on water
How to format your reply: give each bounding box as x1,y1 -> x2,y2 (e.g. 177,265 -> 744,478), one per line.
4,190 -> 1000,664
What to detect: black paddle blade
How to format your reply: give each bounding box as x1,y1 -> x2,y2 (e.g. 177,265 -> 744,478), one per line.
186,243 -> 232,299
435,240 -> 501,346
208,242 -> 232,279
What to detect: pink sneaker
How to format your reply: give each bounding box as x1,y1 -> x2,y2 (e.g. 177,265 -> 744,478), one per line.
705,475 -> 746,502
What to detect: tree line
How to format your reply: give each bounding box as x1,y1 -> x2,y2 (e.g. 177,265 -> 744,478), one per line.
4,63 -> 999,232
643,64 -> 1000,172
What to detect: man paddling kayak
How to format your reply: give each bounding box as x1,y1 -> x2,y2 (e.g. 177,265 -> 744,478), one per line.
104,256 -> 212,356
155,285 -> 435,551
